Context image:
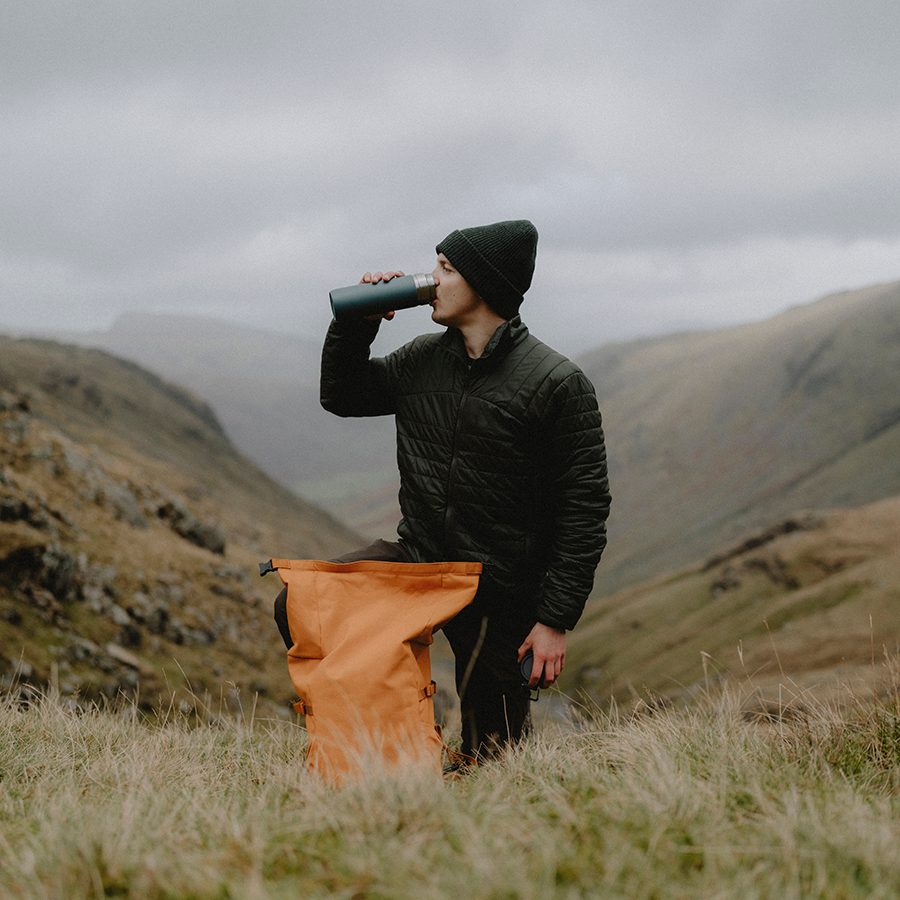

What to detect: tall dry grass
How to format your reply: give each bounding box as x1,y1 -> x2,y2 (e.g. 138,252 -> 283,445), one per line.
1,663 -> 898,899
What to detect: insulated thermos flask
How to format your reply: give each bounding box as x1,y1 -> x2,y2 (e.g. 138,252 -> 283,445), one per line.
329,273 -> 437,321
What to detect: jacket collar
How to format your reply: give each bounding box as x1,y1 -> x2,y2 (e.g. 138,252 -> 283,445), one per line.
440,315 -> 529,363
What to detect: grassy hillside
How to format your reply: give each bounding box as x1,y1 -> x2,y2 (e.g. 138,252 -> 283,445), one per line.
1,675 -> 897,898
58,312 -> 401,534
568,494 -> 900,709
582,280 -> 900,593
0,336 -> 362,713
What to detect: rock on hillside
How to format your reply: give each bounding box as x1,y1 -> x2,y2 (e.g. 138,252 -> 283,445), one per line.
567,494 -> 900,710
0,337 -> 361,713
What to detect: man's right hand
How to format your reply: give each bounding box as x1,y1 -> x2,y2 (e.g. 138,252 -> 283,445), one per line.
361,270 -> 404,321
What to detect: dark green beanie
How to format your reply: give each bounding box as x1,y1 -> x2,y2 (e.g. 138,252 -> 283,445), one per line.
435,219 -> 538,320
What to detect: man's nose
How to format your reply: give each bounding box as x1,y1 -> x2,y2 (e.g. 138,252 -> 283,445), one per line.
431,266 -> 441,284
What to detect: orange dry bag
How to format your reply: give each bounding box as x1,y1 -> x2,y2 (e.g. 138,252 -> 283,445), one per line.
260,558 -> 481,783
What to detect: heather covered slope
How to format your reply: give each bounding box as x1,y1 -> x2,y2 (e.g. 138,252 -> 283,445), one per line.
0,336 -> 361,712
567,494 -> 900,708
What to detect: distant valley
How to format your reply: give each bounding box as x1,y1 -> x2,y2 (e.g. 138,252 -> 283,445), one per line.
53,313 -> 400,537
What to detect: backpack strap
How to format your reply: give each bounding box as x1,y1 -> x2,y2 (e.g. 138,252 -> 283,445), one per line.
296,683 -> 434,715
259,558 -> 294,576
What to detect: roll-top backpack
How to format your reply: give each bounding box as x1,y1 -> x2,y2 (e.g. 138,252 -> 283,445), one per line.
260,558 -> 481,783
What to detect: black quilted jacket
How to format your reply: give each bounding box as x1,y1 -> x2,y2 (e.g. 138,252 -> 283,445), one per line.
320,315 -> 611,631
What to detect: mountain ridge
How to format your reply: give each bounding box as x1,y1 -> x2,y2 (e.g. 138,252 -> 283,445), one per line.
579,278 -> 900,592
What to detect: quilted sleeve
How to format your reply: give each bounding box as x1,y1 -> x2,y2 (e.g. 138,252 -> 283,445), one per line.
319,317 -> 407,418
535,370 -> 611,631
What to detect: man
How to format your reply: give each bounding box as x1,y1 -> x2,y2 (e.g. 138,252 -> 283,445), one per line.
320,219 -> 610,761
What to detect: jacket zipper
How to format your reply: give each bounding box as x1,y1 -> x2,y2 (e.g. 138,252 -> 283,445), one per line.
442,359 -> 474,551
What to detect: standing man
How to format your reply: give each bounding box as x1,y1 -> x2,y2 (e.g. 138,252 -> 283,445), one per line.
320,219 -> 610,762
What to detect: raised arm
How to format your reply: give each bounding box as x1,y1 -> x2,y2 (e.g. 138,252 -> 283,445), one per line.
320,271 -> 406,418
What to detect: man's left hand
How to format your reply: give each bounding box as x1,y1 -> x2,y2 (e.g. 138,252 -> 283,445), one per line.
518,622 -> 566,688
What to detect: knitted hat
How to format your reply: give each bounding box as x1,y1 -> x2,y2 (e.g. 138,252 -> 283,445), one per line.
436,219 -> 538,320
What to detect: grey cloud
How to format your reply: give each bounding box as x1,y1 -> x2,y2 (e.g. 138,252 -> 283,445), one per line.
1,1 -> 899,341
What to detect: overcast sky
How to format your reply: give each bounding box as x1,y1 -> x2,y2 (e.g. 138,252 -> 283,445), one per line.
2,1 -> 899,355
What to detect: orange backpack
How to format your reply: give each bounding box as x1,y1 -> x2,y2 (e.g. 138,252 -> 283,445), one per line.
261,558 -> 481,783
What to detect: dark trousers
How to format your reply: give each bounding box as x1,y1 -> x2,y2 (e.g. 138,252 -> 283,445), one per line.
330,539 -> 534,761
442,594 -> 534,760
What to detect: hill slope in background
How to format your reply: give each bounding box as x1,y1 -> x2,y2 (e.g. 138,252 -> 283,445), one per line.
580,279 -> 900,593
0,336 -> 361,712
566,494 -> 900,707
57,313 -> 400,535
53,280 -> 900,597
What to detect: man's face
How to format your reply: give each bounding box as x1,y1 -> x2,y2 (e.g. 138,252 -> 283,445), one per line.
430,253 -> 484,327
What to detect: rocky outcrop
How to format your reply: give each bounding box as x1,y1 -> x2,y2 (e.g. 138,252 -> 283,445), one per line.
1,388 -> 225,553
0,388 -> 243,707
155,497 -> 225,555
0,337 -> 360,716
702,514 -> 824,571
0,541 -> 264,707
